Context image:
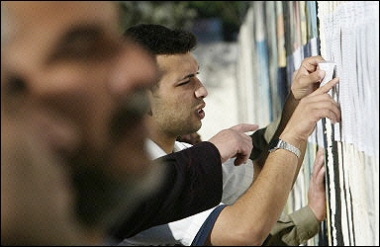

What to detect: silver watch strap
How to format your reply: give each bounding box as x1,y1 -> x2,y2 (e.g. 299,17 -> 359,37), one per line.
270,139 -> 301,158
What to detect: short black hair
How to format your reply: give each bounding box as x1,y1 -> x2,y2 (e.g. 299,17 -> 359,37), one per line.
124,24 -> 197,55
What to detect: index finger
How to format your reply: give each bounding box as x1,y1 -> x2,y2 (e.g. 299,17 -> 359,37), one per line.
318,77 -> 339,94
229,123 -> 259,133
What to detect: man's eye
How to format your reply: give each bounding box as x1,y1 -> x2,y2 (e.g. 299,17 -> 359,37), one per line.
1,74 -> 29,114
4,75 -> 27,96
178,80 -> 190,86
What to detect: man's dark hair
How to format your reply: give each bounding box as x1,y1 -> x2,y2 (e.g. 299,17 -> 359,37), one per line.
124,24 -> 197,55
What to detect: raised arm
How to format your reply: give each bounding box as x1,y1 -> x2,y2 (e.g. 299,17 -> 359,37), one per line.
256,55 -> 328,185
205,63 -> 339,246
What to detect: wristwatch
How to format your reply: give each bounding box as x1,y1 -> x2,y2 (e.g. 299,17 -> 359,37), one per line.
268,138 -> 301,158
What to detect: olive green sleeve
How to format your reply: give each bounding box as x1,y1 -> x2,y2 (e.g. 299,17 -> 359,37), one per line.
249,117 -> 280,161
262,206 -> 320,246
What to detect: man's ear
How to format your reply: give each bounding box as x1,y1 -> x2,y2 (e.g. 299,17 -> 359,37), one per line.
146,90 -> 153,116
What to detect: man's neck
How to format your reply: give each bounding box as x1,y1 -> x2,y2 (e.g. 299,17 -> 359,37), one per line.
147,117 -> 177,154
150,133 -> 176,154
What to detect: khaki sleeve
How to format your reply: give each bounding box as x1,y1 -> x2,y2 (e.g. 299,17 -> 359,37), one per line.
264,116 -> 281,143
250,117 -> 281,161
262,206 -> 320,246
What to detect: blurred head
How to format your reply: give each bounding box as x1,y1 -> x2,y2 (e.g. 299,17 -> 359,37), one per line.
125,24 -> 208,141
2,5 -> 84,245
1,1 -> 162,236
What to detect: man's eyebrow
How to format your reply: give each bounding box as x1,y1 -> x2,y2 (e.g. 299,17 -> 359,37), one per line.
180,66 -> 200,80
66,24 -> 103,39
47,24 -> 104,62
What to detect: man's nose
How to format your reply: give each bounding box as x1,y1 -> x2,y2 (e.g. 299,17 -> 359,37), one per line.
195,80 -> 208,99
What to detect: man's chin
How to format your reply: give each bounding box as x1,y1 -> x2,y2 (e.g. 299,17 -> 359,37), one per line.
100,162 -> 166,232
72,157 -> 165,231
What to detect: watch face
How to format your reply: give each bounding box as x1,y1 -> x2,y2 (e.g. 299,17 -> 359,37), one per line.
268,138 -> 279,151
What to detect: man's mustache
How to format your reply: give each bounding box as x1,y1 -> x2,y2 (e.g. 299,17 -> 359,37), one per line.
110,90 -> 150,141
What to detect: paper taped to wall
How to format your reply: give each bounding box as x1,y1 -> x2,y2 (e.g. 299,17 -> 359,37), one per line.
318,61 -> 336,86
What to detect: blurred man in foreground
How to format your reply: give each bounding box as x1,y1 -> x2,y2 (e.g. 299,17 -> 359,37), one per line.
1,2 -> 254,245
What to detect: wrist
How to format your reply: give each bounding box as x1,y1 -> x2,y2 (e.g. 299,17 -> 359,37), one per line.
307,204 -> 326,222
278,133 -> 302,149
289,88 -> 301,101
268,138 -> 301,158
